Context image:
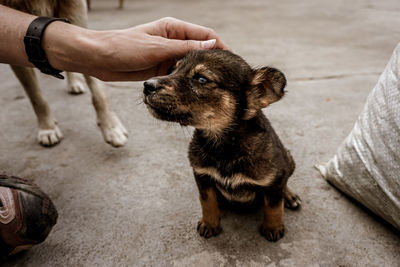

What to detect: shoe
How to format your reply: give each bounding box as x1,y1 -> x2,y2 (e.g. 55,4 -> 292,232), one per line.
0,174 -> 58,257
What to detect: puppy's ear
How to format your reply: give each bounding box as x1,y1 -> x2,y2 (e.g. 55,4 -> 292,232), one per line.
243,67 -> 286,120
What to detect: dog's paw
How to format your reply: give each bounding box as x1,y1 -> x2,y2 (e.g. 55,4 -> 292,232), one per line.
103,125 -> 128,147
98,112 -> 128,147
284,190 -> 302,210
259,224 -> 285,242
37,126 -> 63,147
68,79 -> 86,94
197,220 -> 222,238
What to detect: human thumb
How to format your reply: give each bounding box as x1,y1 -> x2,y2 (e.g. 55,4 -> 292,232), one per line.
199,39 -> 217,49
181,39 -> 217,50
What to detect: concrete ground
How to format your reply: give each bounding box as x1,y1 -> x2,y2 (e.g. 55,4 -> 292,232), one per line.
1,0 -> 399,266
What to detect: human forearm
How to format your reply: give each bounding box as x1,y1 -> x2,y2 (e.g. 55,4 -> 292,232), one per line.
0,5 -> 144,80
0,5 -> 35,67
0,4 -> 98,75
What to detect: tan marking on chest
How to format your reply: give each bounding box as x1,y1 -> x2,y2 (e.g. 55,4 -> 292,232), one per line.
193,166 -> 275,188
215,184 -> 256,203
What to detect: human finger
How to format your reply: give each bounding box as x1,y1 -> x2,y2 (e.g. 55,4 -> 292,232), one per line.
146,17 -> 231,51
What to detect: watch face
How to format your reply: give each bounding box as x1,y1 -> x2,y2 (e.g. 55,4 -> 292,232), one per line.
0,187 -> 16,224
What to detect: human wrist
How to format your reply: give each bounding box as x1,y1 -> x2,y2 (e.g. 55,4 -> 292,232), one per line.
42,21 -> 100,75
24,17 -> 70,79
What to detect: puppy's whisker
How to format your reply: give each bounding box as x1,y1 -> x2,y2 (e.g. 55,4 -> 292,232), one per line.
135,97 -> 144,105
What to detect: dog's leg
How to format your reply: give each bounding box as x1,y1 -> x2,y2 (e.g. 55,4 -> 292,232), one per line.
55,1 -> 88,95
84,76 -> 128,147
119,0 -> 124,9
260,189 -> 285,242
284,186 -> 302,210
57,0 -> 128,147
66,72 -> 86,94
10,66 -> 63,147
194,173 -> 222,238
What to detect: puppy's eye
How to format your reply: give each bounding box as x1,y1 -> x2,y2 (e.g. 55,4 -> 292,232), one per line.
193,74 -> 209,84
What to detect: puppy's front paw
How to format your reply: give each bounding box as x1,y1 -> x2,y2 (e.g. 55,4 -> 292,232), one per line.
97,112 -> 129,147
259,224 -> 285,242
197,220 -> 222,238
38,126 -> 63,147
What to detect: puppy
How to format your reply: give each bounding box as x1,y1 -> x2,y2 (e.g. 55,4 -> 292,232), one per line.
1,0 -> 128,147
143,50 -> 301,242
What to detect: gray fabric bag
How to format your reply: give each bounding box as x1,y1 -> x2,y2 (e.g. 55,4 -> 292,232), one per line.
316,44 -> 400,230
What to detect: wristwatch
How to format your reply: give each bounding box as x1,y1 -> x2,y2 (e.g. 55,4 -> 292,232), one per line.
24,17 -> 70,79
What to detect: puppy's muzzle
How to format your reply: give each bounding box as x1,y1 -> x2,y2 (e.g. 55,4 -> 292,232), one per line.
143,79 -> 162,96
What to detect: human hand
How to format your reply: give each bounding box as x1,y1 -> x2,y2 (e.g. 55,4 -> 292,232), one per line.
95,17 -> 230,81
44,17 -> 230,81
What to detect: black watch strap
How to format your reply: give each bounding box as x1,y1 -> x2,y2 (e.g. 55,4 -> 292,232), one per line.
24,17 -> 70,79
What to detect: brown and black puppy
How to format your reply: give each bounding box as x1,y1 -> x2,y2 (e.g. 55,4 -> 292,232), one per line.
143,50 -> 301,242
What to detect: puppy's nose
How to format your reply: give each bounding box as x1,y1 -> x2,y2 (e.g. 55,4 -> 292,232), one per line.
143,79 -> 160,96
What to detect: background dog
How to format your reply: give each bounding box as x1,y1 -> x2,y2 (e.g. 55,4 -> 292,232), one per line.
1,0 -> 128,147
143,50 -> 301,242
86,0 -> 124,10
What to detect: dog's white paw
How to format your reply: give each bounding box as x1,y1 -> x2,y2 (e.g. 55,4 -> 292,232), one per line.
37,126 -> 63,147
68,79 -> 86,94
98,113 -> 128,147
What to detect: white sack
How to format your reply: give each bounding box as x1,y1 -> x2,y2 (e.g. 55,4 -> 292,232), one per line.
316,44 -> 400,230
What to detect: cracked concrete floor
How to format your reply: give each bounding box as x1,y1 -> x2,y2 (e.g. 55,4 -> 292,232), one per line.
1,0 -> 400,266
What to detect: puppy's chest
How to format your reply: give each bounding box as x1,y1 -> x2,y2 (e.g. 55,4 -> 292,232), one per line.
191,152 -> 271,203
215,183 -> 258,203
189,132 -> 277,203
